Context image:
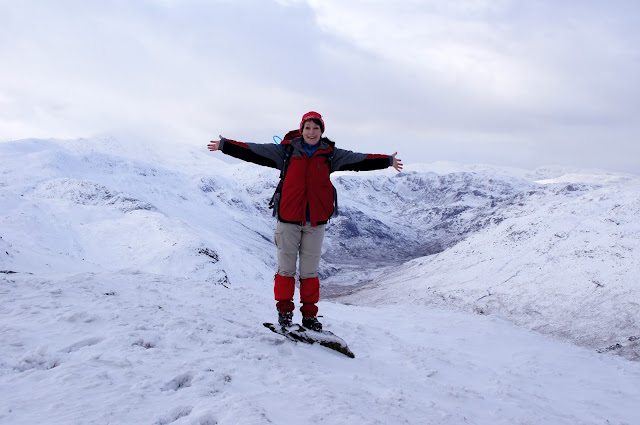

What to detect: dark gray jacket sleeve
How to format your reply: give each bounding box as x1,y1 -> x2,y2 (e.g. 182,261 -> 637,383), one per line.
331,147 -> 393,173
219,138 -> 285,170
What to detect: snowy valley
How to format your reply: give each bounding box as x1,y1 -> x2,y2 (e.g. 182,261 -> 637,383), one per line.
1,137 -> 640,425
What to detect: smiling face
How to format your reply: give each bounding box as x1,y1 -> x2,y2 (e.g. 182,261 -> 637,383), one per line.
301,120 -> 323,146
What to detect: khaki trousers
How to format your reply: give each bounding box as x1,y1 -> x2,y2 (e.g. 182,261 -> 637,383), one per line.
274,221 -> 325,278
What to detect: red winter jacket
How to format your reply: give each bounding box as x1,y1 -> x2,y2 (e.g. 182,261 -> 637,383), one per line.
278,140 -> 334,225
219,136 -> 392,226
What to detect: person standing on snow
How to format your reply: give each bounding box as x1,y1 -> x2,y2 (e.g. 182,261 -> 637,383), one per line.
207,111 -> 403,330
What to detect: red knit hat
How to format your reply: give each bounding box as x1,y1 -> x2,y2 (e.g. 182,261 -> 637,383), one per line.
300,111 -> 325,133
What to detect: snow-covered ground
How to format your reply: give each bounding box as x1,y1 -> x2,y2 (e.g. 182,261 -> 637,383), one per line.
2,138 -> 640,424
3,271 -> 640,425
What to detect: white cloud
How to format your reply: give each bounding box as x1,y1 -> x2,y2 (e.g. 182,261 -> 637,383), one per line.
1,0 -> 639,173
304,0 -> 636,112
296,0 -> 640,172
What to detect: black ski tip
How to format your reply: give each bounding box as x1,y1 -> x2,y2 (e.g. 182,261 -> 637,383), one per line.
319,340 -> 355,358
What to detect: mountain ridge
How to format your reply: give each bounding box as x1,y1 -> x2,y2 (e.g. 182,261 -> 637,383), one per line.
1,137 -> 638,360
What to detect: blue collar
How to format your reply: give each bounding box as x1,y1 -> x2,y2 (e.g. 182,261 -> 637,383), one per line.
302,141 -> 320,157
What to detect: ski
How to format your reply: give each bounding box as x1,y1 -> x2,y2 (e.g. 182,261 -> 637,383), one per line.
263,322 -> 355,358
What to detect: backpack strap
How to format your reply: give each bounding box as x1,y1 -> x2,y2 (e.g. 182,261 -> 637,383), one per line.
324,138 -> 335,171
269,143 -> 294,216
321,138 -> 338,217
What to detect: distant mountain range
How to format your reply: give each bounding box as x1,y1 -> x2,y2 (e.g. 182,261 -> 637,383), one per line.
1,137 -> 638,360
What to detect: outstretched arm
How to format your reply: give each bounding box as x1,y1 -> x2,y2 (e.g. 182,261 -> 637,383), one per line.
331,148 -> 403,173
207,135 -> 285,170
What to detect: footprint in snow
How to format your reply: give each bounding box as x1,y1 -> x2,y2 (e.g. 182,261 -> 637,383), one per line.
153,405 -> 193,425
60,337 -> 104,353
161,372 -> 194,391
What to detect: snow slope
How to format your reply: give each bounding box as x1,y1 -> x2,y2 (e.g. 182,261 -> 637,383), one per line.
2,137 -> 640,424
338,174 -> 640,360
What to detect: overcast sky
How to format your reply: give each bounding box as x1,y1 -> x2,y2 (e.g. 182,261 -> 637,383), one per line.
1,0 -> 639,174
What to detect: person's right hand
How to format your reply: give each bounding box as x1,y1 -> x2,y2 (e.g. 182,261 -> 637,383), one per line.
207,135 -> 223,151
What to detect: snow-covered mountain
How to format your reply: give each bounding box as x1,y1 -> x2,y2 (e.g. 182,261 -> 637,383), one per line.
2,137 -> 640,424
333,170 -> 640,361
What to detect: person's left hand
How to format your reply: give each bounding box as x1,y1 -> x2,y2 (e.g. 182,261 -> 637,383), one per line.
391,152 -> 403,172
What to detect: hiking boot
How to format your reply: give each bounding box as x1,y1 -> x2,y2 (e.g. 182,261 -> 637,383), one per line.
302,316 -> 323,331
278,311 -> 293,327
